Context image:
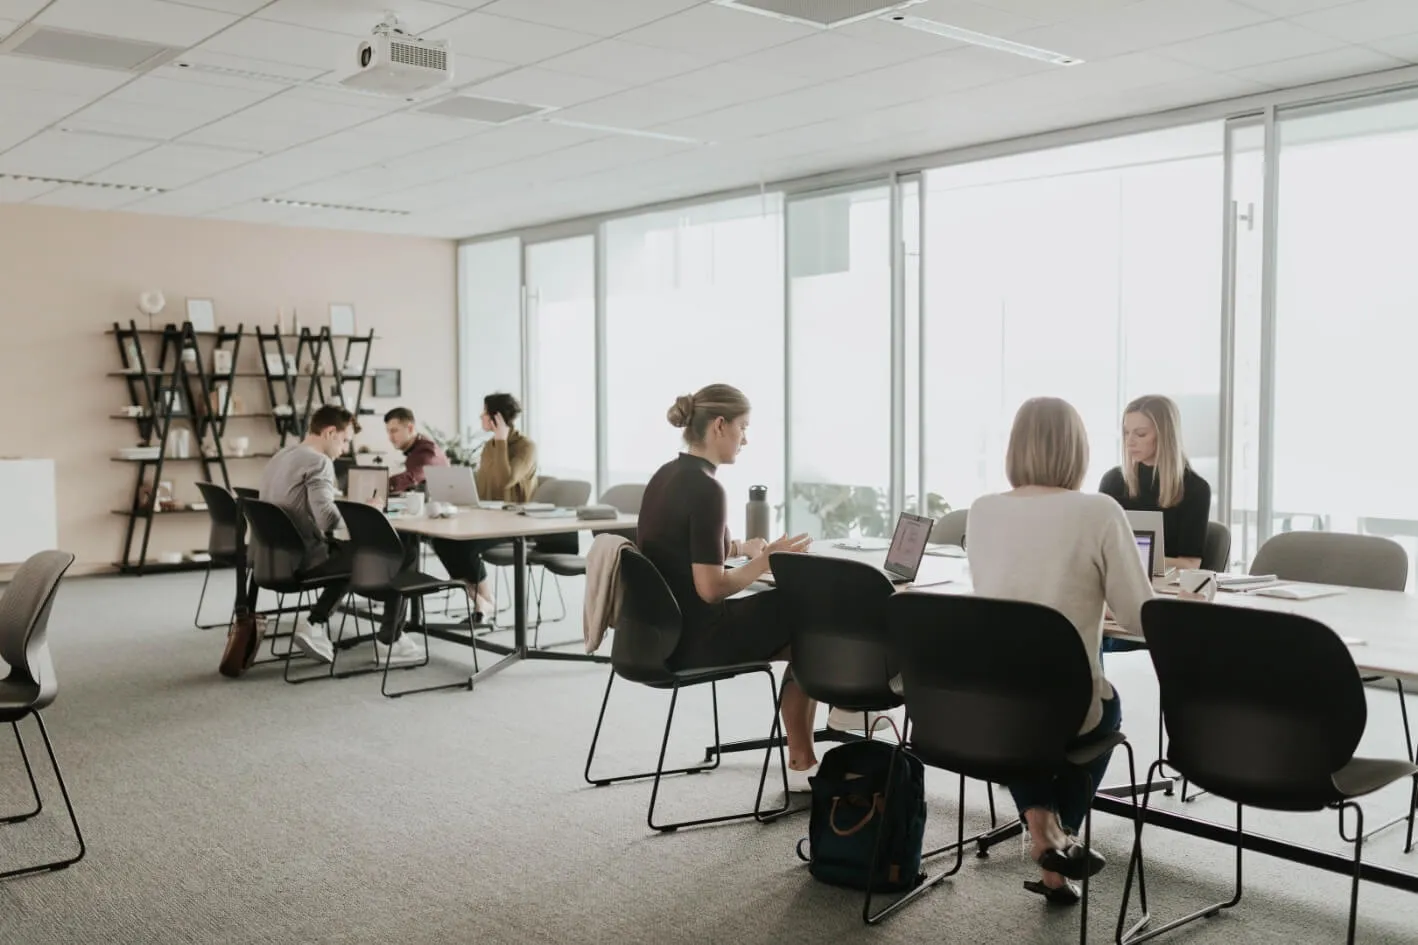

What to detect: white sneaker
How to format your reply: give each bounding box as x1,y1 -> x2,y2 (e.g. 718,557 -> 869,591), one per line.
827,706 -> 901,736
373,635 -> 426,667
786,764 -> 819,794
292,619 -> 334,664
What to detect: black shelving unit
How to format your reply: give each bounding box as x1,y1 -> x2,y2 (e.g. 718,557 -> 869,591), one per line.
258,325 -> 375,458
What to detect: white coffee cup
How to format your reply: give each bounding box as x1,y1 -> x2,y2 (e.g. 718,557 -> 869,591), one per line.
1178,569 -> 1216,601
404,492 -> 425,516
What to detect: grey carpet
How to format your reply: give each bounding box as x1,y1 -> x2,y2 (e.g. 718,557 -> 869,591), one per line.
2,570 -> 1417,944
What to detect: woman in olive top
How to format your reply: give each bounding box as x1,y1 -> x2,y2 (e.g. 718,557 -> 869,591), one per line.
636,384 -> 816,790
1099,394 -> 1212,571
432,392 -> 538,616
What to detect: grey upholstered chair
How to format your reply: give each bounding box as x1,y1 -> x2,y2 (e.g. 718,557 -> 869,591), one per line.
930,509 -> 968,548
1201,521 -> 1232,573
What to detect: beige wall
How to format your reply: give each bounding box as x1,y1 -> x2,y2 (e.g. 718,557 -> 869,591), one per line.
0,204 -> 457,574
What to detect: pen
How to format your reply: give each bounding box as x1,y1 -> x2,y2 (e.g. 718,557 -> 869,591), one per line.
1194,576 -> 1211,597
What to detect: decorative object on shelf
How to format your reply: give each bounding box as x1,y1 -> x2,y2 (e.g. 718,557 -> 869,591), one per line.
181,346 -> 199,370
201,442 -> 218,458
155,481 -> 175,512
122,337 -> 143,371
158,551 -> 182,565
212,348 -> 232,375
264,352 -> 286,376
329,302 -> 356,336
371,367 -> 401,397
137,290 -> 165,330
157,386 -> 185,417
229,436 -> 249,457
424,425 -> 483,467
283,353 -> 298,374
292,307 -> 301,336
185,298 -> 216,332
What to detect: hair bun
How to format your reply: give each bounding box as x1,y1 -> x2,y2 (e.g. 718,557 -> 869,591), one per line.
667,394 -> 695,429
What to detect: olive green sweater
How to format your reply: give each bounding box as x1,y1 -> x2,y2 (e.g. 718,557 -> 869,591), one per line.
476,431 -> 538,504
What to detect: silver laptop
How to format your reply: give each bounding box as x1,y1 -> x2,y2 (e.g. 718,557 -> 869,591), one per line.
424,465 -> 503,509
883,512 -> 934,584
346,467 -> 389,511
1126,510 -> 1166,576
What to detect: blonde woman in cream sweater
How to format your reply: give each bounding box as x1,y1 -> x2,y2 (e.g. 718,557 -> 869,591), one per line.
966,397 -> 1153,905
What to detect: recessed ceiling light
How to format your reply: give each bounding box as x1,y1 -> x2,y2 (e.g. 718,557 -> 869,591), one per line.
0,173 -> 166,194
713,0 -> 928,29
887,15 -> 1083,66
261,197 -> 409,216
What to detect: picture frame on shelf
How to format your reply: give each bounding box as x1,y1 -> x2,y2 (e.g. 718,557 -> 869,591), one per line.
156,386 -> 186,417
329,302 -> 356,336
371,368 -> 401,398
185,298 -> 216,332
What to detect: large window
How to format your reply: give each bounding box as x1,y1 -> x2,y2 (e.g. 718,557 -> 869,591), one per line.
787,186 -> 893,537
1270,93 -> 1418,585
458,237 -> 522,440
524,236 -> 595,488
922,124 -> 1225,513
603,196 -> 785,531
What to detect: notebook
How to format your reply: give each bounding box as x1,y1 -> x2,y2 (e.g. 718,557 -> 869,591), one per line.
1251,583 -> 1346,600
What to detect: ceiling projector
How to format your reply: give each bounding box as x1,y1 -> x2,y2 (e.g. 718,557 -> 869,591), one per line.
339,14 -> 452,96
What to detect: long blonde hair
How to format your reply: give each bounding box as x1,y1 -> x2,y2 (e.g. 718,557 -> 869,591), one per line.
1121,394 -> 1186,508
1005,397 -> 1090,491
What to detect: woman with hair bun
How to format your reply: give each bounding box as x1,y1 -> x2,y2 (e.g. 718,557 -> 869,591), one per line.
637,383 -> 818,790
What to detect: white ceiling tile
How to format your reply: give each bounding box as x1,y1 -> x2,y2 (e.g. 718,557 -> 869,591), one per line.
64,100 -> 234,139
0,2 -> 47,21
91,142 -> 255,187
30,182 -> 148,209
1368,31 -> 1418,63
476,0 -> 704,36
654,59 -> 815,101
537,38 -> 711,83
0,129 -> 156,177
1010,0 -> 1271,61
461,66 -> 625,107
1089,71 -> 1273,113
154,0 -> 271,12
1229,44 -> 1404,85
842,43 -> 1056,98
181,92 -> 382,148
0,176 -> 59,202
0,55 -> 134,97
904,0 -> 1046,35
255,0 -> 467,36
967,0 -> 1138,20
204,200 -> 300,223
0,17 -> 17,39
1293,0 -> 1418,44
832,15 -> 967,54
431,11 -> 599,64
730,32 -> 927,82
37,0 -> 239,47
108,73 -> 278,111
450,54 -> 519,86
167,49 -> 329,82
314,112 -> 483,154
1158,20 -> 1344,71
617,3 -> 817,58
1233,0 -> 1363,14
195,18 -> 353,70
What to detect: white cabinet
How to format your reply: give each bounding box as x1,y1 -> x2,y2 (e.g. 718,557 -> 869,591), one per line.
0,459 -> 57,563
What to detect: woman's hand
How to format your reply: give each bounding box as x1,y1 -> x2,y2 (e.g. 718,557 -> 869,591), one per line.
491,413 -> 510,441
766,533 -> 813,555
738,538 -> 767,559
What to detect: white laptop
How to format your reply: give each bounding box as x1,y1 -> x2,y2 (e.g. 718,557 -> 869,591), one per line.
424,465 -> 505,510
882,512 -> 934,584
1125,510 -> 1166,576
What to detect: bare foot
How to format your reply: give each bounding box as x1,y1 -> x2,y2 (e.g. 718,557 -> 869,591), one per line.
1040,869 -> 1069,890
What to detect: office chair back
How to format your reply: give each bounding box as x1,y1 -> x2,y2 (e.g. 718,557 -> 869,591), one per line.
335,500 -> 406,596
232,486 -> 259,500
887,592 -> 1093,783
240,499 -> 310,590
930,509 -> 969,548
1201,521 -> 1231,572
195,481 -> 243,561
1142,598 -> 1365,810
768,552 -> 901,712
609,546 -> 683,685
599,483 -> 644,541
1251,531 -> 1407,591
0,550 -> 75,710
533,479 -> 593,555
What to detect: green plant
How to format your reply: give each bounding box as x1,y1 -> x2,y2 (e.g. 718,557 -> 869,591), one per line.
783,483 -> 951,539
423,425 -> 484,467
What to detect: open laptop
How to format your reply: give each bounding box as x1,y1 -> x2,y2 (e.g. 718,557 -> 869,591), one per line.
1125,510 -> 1166,576
424,465 -> 504,510
346,467 -> 389,511
882,511 -> 934,584
1133,530 -> 1157,579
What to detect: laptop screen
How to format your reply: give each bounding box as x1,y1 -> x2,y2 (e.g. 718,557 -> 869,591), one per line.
347,467 -> 389,511
884,512 -> 933,580
1134,531 -> 1155,576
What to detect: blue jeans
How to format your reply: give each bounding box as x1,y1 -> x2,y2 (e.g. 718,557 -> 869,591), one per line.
1102,637 -> 1145,654
1007,691 -> 1122,834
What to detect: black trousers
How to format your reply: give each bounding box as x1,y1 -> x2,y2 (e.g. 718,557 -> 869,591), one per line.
430,538 -> 503,584
305,536 -> 420,644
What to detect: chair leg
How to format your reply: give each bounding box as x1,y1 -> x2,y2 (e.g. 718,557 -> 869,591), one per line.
583,672 -> 721,787
192,561 -> 214,629
0,721 -> 42,824
1118,763 -> 1242,945
0,712 -> 85,880
863,763 -> 964,925
753,673 -> 794,823
1114,740 -> 1151,943
378,593 -> 471,699
1342,802 -> 1364,945
282,592 -> 339,685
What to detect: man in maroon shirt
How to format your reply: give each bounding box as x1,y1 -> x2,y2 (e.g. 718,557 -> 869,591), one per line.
384,407 -> 448,493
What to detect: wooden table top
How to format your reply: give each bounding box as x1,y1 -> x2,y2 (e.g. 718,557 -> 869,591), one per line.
391,507 -> 637,541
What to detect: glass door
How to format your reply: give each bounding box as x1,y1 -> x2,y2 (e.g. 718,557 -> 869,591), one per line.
786,183 -> 893,538
523,235 -> 596,490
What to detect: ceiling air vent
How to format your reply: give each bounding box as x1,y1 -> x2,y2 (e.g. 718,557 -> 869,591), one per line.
417,95 -> 549,124
0,24 -> 183,73
711,0 -> 927,29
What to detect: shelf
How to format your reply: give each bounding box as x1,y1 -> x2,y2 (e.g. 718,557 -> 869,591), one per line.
108,328 -> 379,340
112,507 -> 208,517
109,412 -> 269,420
110,454 -> 274,463
113,560 -> 225,575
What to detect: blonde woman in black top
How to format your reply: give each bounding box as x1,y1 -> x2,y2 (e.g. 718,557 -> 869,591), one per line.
1099,394 -> 1212,571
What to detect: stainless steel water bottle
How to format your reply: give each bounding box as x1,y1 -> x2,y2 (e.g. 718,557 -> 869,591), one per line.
746,485 -> 769,543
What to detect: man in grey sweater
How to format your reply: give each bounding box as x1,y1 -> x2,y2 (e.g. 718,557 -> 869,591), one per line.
258,405 -> 424,666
